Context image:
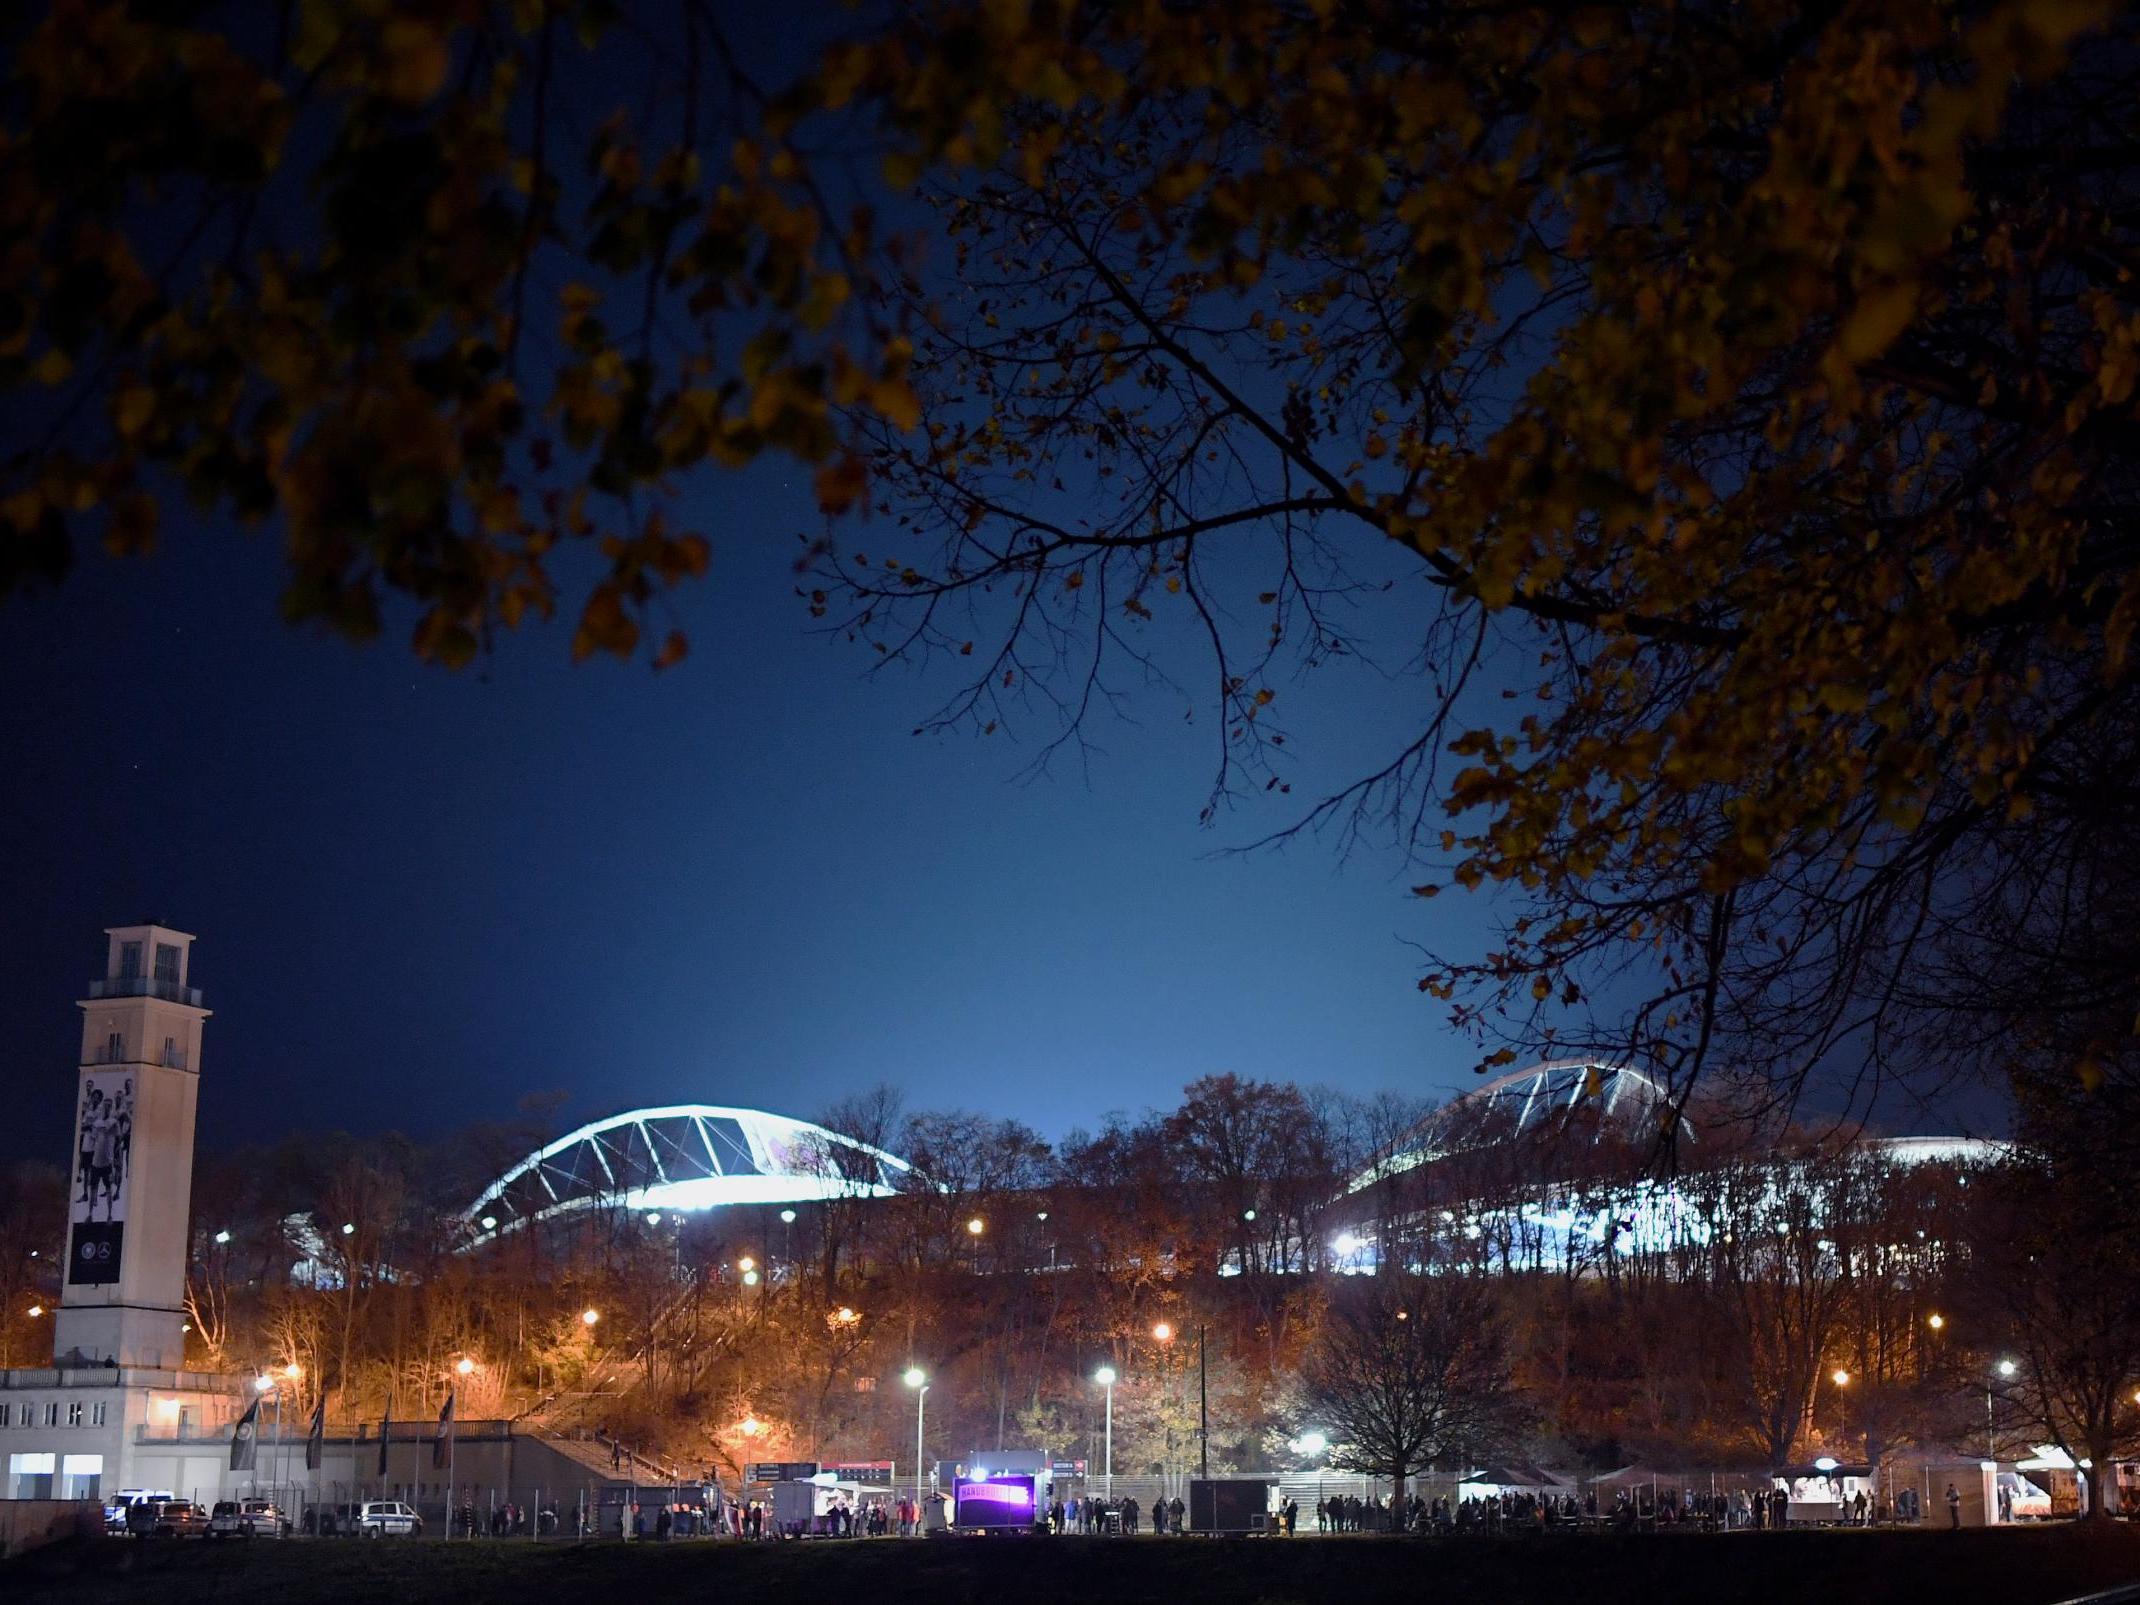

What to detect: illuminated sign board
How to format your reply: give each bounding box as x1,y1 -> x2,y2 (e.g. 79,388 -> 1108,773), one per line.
826,1461 -> 894,1485
955,1476 -> 1037,1528
747,1462 -> 820,1482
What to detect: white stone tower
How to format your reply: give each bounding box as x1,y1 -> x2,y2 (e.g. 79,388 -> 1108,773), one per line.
53,923 -> 210,1369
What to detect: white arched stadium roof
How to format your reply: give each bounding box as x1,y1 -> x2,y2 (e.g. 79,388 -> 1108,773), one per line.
465,1104 -> 911,1242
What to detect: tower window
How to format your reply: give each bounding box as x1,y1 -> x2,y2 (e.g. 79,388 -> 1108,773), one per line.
90,1403 -> 106,1427
67,1402 -> 82,1427
154,944 -> 180,982
44,1403 -> 59,1427
105,1032 -> 124,1063
118,942 -> 142,980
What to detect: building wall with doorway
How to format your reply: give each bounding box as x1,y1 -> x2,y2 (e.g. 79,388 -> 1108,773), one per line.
0,1365 -> 243,1500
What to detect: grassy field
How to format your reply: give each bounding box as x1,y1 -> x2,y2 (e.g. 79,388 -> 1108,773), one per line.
9,1524 -> 2140,1605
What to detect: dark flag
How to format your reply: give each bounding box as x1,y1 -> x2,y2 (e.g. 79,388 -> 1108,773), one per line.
230,1395 -> 261,1472
376,1409 -> 390,1478
431,1387 -> 455,1471
305,1395 -> 326,1472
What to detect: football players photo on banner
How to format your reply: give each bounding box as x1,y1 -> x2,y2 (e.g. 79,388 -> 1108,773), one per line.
68,1070 -> 133,1285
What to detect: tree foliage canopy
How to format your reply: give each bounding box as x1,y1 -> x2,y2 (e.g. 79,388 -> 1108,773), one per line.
1301,1274 -> 1532,1502
5,0 -> 2138,1112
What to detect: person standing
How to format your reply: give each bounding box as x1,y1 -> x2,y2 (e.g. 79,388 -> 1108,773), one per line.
1947,1484 -> 1962,1529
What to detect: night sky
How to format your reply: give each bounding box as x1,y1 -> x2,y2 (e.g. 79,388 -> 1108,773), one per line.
0,455 -> 1497,1173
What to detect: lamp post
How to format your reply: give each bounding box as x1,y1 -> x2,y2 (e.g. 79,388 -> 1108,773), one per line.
967,1216 -> 985,1275
281,1362 -> 303,1497
904,1368 -> 929,1532
254,1374 -> 277,1499
1989,1359 -> 2017,1462
1095,1367 -> 1116,1499
1198,1324 -> 1209,1480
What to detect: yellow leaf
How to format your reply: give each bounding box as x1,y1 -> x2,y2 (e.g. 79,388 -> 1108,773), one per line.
1838,281 -> 1919,363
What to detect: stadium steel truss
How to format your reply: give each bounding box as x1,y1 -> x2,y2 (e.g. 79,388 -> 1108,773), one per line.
464,1105 -> 911,1241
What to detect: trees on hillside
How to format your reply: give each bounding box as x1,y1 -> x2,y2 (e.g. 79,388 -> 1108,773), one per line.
1301,1275 -> 1532,1526
6,2 -> 2136,1122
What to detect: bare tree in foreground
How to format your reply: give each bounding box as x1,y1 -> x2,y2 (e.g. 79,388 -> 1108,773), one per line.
1301,1275 -> 1533,1528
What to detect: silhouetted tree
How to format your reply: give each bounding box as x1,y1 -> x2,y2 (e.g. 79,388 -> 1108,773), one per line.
1301,1275 -> 1532,1528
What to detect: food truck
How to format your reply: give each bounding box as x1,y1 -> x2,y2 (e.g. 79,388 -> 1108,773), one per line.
1772,1460 -> 1877,1523
948,1450 -> 1052,1535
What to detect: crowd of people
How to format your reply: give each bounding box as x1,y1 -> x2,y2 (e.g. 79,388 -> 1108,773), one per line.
440,1476 -> 1945,1542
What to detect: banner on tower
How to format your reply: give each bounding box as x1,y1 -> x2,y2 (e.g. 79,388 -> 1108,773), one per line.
67,1070 -> 133,1285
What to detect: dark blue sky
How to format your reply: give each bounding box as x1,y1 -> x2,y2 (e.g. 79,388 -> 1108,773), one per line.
0,456 -> 1501,1171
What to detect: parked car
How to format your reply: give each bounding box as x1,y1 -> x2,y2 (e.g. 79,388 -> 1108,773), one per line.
130,1499 -> 210,1538
210,1499 -> 290,1538
105,1490 -> 174,1535
305,1502 -> 367,1537
358,1500 -> 423,1537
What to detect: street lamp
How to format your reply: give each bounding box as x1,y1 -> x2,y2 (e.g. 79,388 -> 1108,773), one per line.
1294,1430 -> 1329,1460
26,1305 -> 43,1318
214,1230 -> 232,1245
1152,1322 -> 1173,1343
1927,1313 -> 1945,1331
1832,1368 -> 1851,1387
1989,1359 -> 2017,1461
833,1306 -> 860,1327
1095,1366 -> 1117,1498
904,1368 -> 929,1530
456,1357 -> 476,1376
581,1307 -> 600,1327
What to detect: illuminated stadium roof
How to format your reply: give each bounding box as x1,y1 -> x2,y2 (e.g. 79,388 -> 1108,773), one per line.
465,1105 -> 911,1241
1346,1060 -> 1687,1194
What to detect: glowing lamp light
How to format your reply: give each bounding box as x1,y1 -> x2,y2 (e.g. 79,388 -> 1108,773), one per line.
1036,1211 -> 1049,1222
284,1362 -> 303,1380
742,1269 -> 760,1286
833,1306 -> 860,1326
479,1216 -> 498,1231
737,1256 -> 755,1273
1997,1359 -> 2018,1378
1294,1431 -> 1329,1458
904,1367 -> 927,1389
1242,1209 -> 1257,1222
779,1209 -> 797,1224
1094,1366 -> 1117,1386
27,1304 -> 44,1318
646,1213 -> 662,1226
456,1357 -> 476,1376
966,1217 -> 985,1236
1813,1456 -> 1839,1473
1152,1322 -> 1173,1343
254,1375 -> 274,1393
1395,1310 -> 1409,1321
214,1230 -> 232,1245
1832,1369 -> 1851,1387
1927,1313 -> 1945,1330
581,1308 -> 601,1327
340,1223 -> 355,1236
1333,1232 -> 1362,1256
740,1417 -> 763,1437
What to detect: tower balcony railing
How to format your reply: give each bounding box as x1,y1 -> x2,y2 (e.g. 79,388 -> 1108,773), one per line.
87,976 -> 203,1007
